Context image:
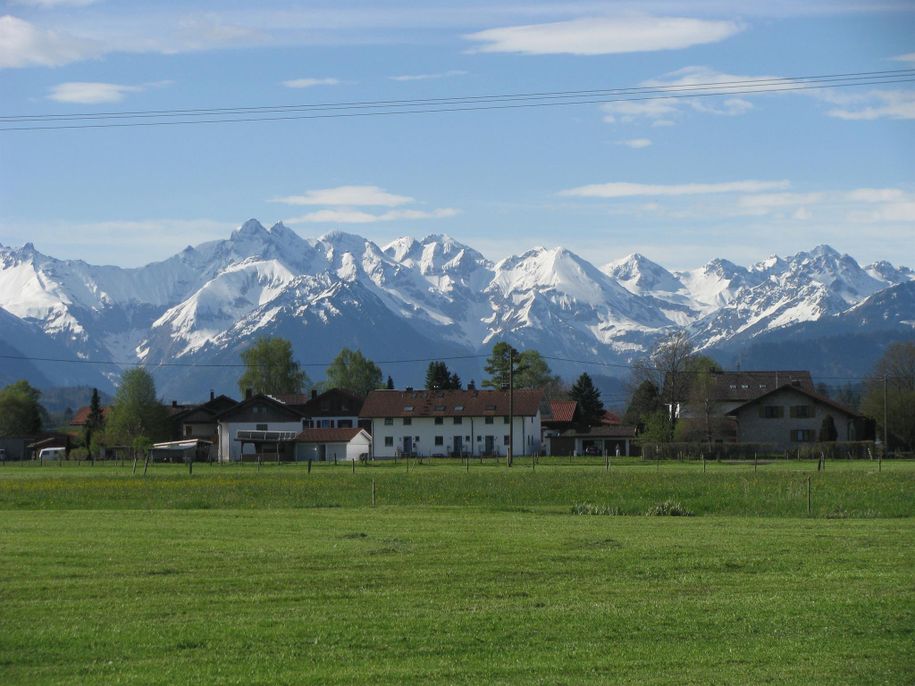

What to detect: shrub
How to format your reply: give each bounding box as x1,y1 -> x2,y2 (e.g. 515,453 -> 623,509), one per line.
571,502 -> 622,516
645,500 -> 694,516
69,447 -> 89,461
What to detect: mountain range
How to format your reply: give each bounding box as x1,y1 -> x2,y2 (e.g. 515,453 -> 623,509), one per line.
1,219 -> 912,402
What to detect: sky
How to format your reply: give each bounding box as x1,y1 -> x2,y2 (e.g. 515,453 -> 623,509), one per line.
0,0 -> 913,270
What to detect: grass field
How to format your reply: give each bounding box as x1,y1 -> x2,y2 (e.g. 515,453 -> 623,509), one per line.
1,460 -> 913,684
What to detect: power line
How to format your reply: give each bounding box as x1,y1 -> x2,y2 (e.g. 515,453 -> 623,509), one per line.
2,69 -> 914,132
0,351 -> 898,382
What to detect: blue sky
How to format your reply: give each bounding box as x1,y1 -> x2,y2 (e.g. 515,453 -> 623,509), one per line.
1,0 -> 913,269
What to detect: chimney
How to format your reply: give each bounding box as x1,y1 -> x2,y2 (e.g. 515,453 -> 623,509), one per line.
311,389 -> 318,401
171,400 -> 177,408
245,388 -> 253,400
406,386 -> 413,392
210,389 -> 215,401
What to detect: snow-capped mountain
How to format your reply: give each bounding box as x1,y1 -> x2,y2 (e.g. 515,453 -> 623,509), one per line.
0,223 -> 912,398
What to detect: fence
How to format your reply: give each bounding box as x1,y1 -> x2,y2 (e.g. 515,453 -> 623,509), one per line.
640,441 -> 879,461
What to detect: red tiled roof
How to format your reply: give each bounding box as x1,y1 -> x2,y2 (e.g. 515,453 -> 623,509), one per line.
295,428 -> 366,443
360,388 -> 544,418
601,411 -> 622,425
69,406 -> 110,426
547,400 -> 577,423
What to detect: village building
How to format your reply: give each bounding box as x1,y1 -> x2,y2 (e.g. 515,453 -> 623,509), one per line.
214,392 -> 306,461
293,427 -> 372,462
726,384 -> 869,449
360,388 -> 544,458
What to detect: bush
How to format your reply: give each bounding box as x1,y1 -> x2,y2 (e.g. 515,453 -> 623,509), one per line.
645,500 -> 694,517
571,502 -> 622,516
69,448 -> 89,461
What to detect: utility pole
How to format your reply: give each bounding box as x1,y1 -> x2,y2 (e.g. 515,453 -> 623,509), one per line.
508,348 -> 514,468
883,375 -> 888,458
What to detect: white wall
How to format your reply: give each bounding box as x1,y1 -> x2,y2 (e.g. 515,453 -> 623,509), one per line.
369,414 -> 541,458
217,420 -> 305,461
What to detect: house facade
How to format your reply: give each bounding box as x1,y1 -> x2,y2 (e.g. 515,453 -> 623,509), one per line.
726,384 -> 867,449
294,428 -> 372,462
214,393 -> 306,461
360,388 -> 543,458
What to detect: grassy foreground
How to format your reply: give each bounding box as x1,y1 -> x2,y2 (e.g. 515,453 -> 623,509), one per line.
1,509 -> 913,685
1,462 -> 912,684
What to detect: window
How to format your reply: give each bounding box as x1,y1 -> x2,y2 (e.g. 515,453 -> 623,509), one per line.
184,425 -> 192,437
320,419 -> 331,428
434,436 -> 444,446
741,384 -> 749,390
384,436 -> 393,447
404,405 -> 414,412
759,406 -> 784,419
485,416 -> 494,425
434,417 -> 444,425
434,404 -> 446,411
384,417 -> 393,426
790,405 -> 815,419
453,416 -> 462,425
337,419 -> 353,428
256,424 -> 268,431
485,404 -> 497,411
729,384 -> 737,390
503,416 -> 510,424
503,435 -> 510,446
454,405 -> 464,411
759,384 -> 767,390
403,417 -> 412,426
791,429 -> 815,442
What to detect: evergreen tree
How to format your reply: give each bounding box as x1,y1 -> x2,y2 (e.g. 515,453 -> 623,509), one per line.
819,414 -> 838,442
425,361 -> 461,390
386,375 -> 395,390
238,337 -> 309,397
624,380 -> 661,426
0,380 -> 44,436
82,387 -> 105,450
482,341 -> 517,389
324,348 -> 383,398
569,373 -> 605,426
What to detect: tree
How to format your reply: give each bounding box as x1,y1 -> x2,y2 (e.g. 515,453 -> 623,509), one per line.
386,375 -> 395,390
861,342 -> 915,450
569,373 -> 605,426
0,380 -> 44,436
819,414 -> 838,442
623,380 -> 661,427
324,348 -> 383,398
106,368 -> 169,445
83,387 -> 105,450
515,350 -> 564,397
483,342 -> 517,389
425,361 -> 461,390
238,337 -> 309,397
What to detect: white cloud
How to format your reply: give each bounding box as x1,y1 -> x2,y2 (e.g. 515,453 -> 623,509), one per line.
892,52 -> 915,63
281,77 -> 341,89
616,138 -> 652,149
389,70 -> 467,82
464,16 -> 742,55
47,81 -> 140,104
271,185 -> 414,207
560,180 -> 790,199
287,208 -> 459,224
846,188 -> 906,203
0,14 -> 101,68
825,89 -> 915,120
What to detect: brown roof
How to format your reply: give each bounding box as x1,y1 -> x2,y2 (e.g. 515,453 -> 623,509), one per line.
726,384 -> 861,418
709,371 -> 814,402
295,428 -> 367,443
69,406 -> 110,426
546,400 -> 578,423
601,411 -> 622,425
360,388 -> 545,418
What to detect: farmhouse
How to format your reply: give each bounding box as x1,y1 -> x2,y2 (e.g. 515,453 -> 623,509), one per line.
215,392 -> 306,461
360,388 -> 543,458
169,392 -> 238,446
273,388 -> 367,430
726,384 -> 868,449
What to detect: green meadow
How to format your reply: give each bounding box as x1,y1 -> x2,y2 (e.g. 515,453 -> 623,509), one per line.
1,460 -> 913,684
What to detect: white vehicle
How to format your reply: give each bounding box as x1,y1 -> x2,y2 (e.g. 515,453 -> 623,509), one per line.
38,447 -> 66,461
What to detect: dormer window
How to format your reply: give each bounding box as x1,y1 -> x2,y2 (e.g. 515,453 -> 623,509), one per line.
404,405 -> 414,412
454,405 -> 464,411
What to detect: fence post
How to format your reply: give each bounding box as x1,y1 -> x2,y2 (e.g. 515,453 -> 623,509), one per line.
371,479 -> 376,508
352,457 -> 355,473
307,459 -> 312,474
806,476 -> 812,516
142,452 -> 150,477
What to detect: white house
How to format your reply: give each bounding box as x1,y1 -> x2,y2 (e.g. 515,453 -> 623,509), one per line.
294,428 -> 372,462
215,393 -> 306,462
360,388 -> 543,459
